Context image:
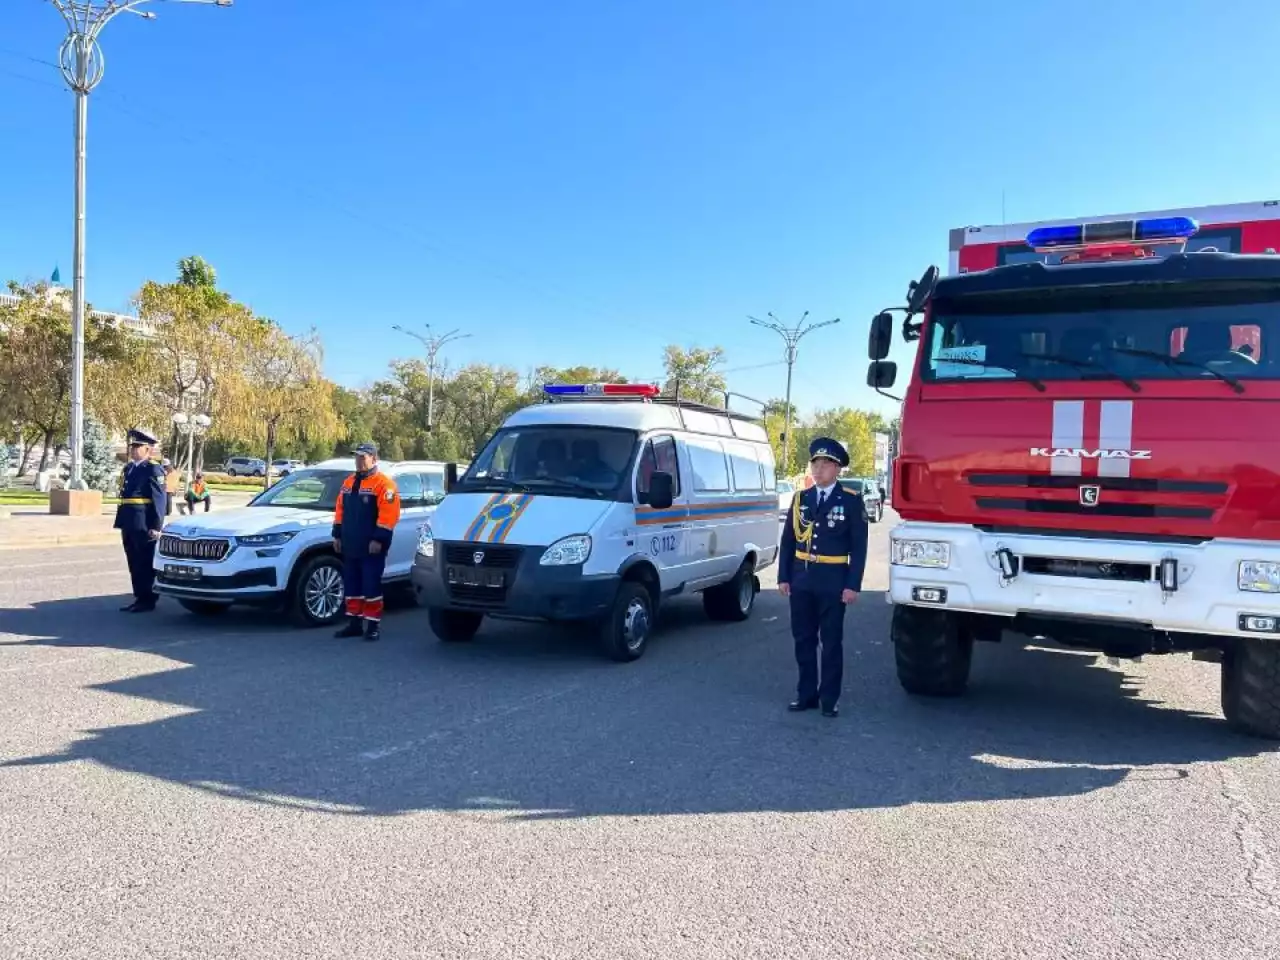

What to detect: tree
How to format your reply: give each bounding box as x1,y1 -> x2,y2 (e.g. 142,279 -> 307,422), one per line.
0,441 -> 10,490
80,414 -> 119,495
800,407 -> 876,476
661,345 -> 726,406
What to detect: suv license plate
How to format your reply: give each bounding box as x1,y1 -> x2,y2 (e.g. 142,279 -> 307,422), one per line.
447,566 -> 503,588
164,564 -> 203,581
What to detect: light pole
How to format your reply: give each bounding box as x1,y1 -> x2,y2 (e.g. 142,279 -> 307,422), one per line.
46,0 -> 232,490
748,311 -> 840,475
171,410 -> 211,492
391,324 -> 470,431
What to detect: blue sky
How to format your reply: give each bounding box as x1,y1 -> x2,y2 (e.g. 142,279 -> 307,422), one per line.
3,0 -> 1280,420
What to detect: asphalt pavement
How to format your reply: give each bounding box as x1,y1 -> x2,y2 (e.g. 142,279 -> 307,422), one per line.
1,512 -> 1278,959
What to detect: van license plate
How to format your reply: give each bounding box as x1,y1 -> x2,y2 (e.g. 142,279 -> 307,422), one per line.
164,564 -> 203,581
447,566 -> 503,588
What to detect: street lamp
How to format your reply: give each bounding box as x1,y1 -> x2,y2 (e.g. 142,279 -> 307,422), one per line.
391,324 -> 470,431
45,0 -> 233,490
747,311 -> 840,474
171,410 -> 212,489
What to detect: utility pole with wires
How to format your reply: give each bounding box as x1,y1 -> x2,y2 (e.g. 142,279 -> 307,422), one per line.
747,311 -> 841,474
44,0 -> 233,491
391,325 -> 471,431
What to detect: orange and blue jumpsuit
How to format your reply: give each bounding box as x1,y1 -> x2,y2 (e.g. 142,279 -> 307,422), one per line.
331,467 -> 401,624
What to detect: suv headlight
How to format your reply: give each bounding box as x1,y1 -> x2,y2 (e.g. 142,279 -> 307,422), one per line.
891,539 -> 951,568
1238,560 -> 1280,593
235,531 -> 297,547
417,521 -> 435,558
540,534 -> 591,566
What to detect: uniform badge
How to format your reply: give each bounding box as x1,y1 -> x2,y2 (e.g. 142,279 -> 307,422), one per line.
384,489 -> 395,502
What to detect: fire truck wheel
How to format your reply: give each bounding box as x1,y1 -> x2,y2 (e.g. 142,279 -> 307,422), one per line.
1221,637 -> 1280,739
892,605 -> 972,697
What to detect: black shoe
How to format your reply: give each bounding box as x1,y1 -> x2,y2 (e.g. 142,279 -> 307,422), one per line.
334,618 -> 364,638
363,622 -> 380,642
787,698 -> 819,712
821,704 -> 839,718
119,602 -> 140,613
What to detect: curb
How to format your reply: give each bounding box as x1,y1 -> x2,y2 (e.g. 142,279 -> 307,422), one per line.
0,532 -> 122,551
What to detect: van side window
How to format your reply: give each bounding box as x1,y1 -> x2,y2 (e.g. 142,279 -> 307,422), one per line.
687,439 -> 730,493
635,435 -> 681,504
724,441 -> 763,493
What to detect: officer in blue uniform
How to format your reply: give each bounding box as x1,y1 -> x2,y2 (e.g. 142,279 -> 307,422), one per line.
114,428 -> 168,613
777,437 -> 869,717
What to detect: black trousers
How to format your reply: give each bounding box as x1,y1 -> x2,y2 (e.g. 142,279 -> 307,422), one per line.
121,530 -> 158,605
789,585 -> 846,708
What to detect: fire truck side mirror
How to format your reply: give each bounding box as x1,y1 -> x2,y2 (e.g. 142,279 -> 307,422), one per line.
867,360 -> 897,389
906,265 -> 939,314
868,312 -> 894,360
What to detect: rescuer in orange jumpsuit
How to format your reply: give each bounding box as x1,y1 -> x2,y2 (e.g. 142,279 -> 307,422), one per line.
331,442 -> 401,641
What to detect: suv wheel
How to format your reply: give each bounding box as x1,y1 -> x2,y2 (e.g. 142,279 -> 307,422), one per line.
289,553 -> 346,627
227,467 -> 238,477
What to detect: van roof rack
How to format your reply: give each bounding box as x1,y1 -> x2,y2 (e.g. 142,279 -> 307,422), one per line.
540,389 -> 763,423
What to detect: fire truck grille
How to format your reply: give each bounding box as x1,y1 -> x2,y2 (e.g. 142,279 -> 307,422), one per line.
966,472 -> 1224,520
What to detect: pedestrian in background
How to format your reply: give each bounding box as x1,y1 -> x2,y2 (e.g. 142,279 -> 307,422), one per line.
162,460 -> 181,516
331,443 -> 401,642
183,472 -> 212,514
114,428 -> 167,613
776,437 -> 869,718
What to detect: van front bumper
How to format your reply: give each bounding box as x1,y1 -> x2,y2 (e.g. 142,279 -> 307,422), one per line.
889,521 -> 1280,640
412,543 -> 618,621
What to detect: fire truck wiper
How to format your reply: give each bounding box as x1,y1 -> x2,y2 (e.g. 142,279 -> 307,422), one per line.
1109,347 -> 1245,394
933,354 -> 1045,391
1020,351 -> 1141,393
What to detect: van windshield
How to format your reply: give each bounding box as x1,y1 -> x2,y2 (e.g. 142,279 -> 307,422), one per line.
459,426 -> 638,499
925,284 -> 1280,387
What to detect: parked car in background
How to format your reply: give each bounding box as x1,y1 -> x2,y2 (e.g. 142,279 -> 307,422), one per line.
221,456 -> 267,478
270,459 -> 305,476
838,476 -> 884,523
776,479 -> 795,519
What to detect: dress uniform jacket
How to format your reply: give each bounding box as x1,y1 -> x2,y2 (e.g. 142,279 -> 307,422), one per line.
113,457 -> 167,606
331,467 -> 401,623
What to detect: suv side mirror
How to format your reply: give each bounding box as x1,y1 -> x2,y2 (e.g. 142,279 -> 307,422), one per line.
445,462 -> 459,490
867,361 -> 898,389
867,311 -> 894,361
648,471 -> 675,510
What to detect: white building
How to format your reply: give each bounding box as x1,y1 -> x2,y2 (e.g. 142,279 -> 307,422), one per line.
0,269 -> 158,338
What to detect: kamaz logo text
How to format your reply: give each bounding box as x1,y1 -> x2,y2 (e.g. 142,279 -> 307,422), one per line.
1030,447 -> 1152,460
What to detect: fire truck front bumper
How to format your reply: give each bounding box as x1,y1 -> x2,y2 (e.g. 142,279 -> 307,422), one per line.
888,521 -> 1280,641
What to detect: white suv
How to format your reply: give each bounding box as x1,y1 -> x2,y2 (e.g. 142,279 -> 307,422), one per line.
154,458 -> 448,626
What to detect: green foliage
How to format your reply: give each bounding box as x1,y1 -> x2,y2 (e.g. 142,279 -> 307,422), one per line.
0,441 -> 10,490
662,345 -> 726,406
80,415 -> 119,494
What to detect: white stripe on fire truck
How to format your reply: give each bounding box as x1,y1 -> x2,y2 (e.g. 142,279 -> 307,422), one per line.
1097,400 -> 1134,478
1050,400 -> 1084,476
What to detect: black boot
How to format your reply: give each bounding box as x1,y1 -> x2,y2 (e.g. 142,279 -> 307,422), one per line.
363,620 -> 380,642
334,617 -> 364,638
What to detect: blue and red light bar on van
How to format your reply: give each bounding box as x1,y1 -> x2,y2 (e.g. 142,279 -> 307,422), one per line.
1026,216 -> 1199,251
543,383 -> 661,398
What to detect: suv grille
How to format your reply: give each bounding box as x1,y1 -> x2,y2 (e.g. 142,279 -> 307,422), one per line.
442,542 -> 524,607
159,536 -> 230,561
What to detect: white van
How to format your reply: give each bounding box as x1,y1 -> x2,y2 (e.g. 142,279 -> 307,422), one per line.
411,384 -> 779,660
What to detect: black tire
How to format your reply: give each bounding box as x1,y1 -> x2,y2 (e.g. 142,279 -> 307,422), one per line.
429,608 -> 483,643
227,468 -> 238,477
598,580 -> 654,662
178,598 -> 231,616
288,553 -> 346,628
253,469 -> 264,478
893,604 -> 972,697
703,559 -> 757,622
1222,638 -> 1280,739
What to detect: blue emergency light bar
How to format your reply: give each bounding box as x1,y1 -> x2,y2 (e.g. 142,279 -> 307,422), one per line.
543,383 -> 661,398
1026,216 -> 1199,250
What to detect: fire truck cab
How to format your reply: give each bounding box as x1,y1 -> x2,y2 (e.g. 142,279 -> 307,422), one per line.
868,206 -> 1280,739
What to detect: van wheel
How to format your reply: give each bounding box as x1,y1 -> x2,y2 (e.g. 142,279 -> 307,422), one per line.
703,560 -> 757,622
893,605 -> 972,696
288,554 -> 346,628
178,599 -> 230,617
429,608 -> 484,643
1221,637 -> 1280,739
599,581 -> 653,662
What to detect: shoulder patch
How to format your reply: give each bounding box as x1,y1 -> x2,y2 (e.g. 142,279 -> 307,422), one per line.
384,489 -> 395,501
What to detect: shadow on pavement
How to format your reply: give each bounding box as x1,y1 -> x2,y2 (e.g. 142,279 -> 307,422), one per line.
1,587 -> 1270,819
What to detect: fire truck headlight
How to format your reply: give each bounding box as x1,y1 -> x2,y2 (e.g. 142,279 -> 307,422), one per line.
1238,560 -> 1280,593
891,539 -> 951,569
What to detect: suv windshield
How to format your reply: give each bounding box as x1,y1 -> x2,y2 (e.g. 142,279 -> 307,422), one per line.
460,426 -> 638,498
250,469 -> 349,511
924,284 -> 1279,386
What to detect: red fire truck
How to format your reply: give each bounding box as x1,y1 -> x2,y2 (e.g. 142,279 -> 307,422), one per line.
867,201 -> 1280,738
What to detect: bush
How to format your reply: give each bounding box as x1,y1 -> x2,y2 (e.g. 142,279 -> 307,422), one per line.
0,441 -> 10,490
81,416 -> 120,494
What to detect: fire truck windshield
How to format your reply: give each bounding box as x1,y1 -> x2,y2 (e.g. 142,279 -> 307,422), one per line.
924,284 -> 1279,387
